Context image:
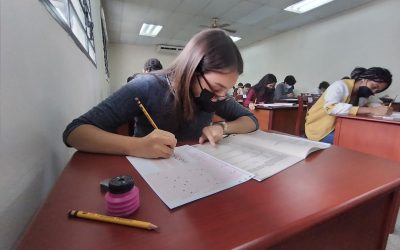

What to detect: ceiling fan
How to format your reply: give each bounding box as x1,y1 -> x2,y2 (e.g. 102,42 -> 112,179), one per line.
200,17 -> 236,33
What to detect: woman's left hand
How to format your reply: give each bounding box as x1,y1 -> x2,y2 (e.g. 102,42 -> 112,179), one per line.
249,102 -> 256,110
199,124 -> 224,146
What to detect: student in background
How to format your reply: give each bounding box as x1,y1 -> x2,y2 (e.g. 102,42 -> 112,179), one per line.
143,58 -> 163,73
236,83 -> 244,95
63,29 -> 258,159
127,58 -> 163,82
305,67 -> 393,144
318,81 -> 330,94
243,83 -> 251,98
227,87 -> 235,97
126,58 -> 164,134
274,75 -> 296,100
244,74 -> 277,110
235,82 -> 244,104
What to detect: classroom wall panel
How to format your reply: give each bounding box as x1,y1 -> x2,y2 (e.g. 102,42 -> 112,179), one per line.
240,0 -> 399,98
108,44 -> 177,92
0,0 -> 109,249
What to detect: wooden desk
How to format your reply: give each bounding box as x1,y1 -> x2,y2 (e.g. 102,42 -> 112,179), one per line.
252,106 -> 305,135
334,115 -> 400,162
17,147 -> 400,250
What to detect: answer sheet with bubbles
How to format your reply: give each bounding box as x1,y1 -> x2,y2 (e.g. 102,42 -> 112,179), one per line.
126,145 -> 254,209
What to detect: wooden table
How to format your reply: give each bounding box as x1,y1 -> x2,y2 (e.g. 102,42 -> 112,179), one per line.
16,145 -> 400,250
334,115 -> 400,162
252,106 -> 305,135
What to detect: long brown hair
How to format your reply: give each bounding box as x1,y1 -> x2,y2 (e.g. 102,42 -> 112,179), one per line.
163,29 -> 243,123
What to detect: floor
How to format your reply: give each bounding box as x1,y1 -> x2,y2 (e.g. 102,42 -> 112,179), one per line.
386,211 -> 400,250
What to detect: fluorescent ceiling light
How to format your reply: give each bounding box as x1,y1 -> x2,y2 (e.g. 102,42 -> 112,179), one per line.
230,36 -> 241,42
284,0 -> 334,14
139,23 -> 163,37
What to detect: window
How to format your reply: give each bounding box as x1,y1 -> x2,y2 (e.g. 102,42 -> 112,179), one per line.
101,8 -> 110,81
41,0 -> 96,65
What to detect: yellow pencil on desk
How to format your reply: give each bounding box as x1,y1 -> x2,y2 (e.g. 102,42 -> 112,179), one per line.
135,97 -> 158,129
68,210 -> 158,230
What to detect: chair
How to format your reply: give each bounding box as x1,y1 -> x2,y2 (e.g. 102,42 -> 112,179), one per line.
307,94 -> 321,110
294,94 -> 322,136
294,95 -> 307,136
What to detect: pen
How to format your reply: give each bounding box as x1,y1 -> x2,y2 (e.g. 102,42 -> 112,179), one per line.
135,97 -> 159,129
68,210 -> 158,230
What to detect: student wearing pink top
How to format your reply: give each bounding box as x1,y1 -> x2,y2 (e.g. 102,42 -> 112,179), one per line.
244,74 -> 277,110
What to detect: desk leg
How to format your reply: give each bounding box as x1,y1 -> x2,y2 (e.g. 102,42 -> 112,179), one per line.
387,189 -> 400,234
333,118 -> 342,145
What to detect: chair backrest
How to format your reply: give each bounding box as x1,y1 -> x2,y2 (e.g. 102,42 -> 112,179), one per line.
294,95 -> 306,136
307,94 -> 321,110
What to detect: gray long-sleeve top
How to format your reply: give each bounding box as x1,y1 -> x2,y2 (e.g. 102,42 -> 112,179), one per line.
63,74 -> 259,145
274,82 -> 294,100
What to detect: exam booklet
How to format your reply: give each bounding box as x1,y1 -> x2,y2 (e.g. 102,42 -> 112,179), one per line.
255,103 -> 296,108
194,130 -> 331,181
372,112 -> 400,121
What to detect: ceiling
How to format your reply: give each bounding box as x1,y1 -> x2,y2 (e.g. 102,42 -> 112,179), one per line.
103,0 -> 376,48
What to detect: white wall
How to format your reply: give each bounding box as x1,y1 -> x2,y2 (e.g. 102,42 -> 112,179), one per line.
108,44 -> 177,92
239,0 -> 400,98
0,0 -> 109,249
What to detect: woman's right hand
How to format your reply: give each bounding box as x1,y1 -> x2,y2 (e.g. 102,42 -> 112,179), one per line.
131,129 -> 177,159
369,106 -> 393,116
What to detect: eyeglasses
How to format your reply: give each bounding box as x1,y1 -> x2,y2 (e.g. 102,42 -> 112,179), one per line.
199,73 -> 230,102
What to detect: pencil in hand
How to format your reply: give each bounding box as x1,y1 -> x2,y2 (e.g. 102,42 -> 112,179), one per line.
135,97 -> 158,129
388,95 -> 398,108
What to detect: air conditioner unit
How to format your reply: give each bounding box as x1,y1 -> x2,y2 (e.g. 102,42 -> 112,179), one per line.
156,44 -> 184,54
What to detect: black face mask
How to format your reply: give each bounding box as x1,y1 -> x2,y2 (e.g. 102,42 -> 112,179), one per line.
358,86 -> 373,98
194,88 -> 218,112
353,86 -> 374,105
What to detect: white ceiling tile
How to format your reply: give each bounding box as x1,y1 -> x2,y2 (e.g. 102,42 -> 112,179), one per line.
238,5 -> 279,25
149,0 -> 184,11
175,0 -> 212,15
104,0 -> 380,48
121,2 -> 149,22
256,12 -> 294,29
120,19 -> 138,30
258,0 -> 299,9
120,32 -> 137,43
221,1 -> 262,22
123,0 -> 151,6
201,0 -> 241,19
144,8 -> 173,24
164,12 -> 193,27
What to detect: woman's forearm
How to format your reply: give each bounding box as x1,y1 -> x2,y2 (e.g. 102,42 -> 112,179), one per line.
67,124 -> 136,155
225,116 -> 257,134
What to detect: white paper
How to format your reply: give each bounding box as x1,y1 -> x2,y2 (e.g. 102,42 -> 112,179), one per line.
194,131 -> 330,181
372,112 -> 400,121
126,145 -> 254,209
255,103 -> 295,108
